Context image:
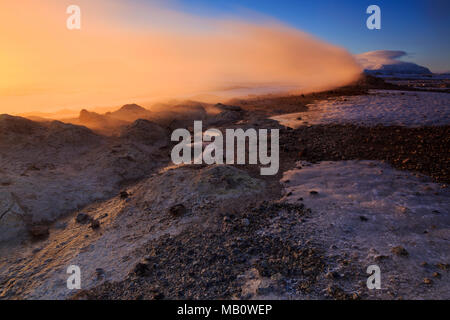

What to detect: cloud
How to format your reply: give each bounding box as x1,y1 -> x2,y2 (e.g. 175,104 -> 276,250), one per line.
0,0 -> 362,113
355,50 -> 409,70
355,50 -> 431,74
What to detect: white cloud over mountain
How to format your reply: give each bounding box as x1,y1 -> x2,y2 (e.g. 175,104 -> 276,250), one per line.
356,50 -> 432,75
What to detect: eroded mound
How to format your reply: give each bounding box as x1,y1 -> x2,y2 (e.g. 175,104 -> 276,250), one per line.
120,119 -> 169,147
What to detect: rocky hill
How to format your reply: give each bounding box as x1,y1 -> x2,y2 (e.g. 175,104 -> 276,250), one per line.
0,115 -> 170,243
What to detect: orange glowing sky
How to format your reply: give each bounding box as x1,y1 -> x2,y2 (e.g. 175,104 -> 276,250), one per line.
0,0 -> 361,115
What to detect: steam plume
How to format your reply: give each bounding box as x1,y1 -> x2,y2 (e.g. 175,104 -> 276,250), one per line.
0,0 -> 362,114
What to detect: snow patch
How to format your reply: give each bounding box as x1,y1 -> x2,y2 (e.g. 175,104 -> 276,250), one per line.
271,90 -> 450,128
281,160 -> 450,299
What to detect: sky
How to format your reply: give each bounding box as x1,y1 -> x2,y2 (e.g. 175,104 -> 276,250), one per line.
0,0 -> 448,114
167,0 -> 450,72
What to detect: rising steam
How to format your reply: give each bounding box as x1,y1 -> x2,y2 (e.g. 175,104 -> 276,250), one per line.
0,0 -> 362,114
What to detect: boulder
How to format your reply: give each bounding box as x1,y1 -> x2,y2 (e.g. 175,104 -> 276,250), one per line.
0,191 -> 27,242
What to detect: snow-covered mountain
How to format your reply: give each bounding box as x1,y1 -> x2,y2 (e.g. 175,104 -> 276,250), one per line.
356,50 -> 432,75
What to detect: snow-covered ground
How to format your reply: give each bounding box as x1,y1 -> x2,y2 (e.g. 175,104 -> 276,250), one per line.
271,90 -> 450,128
281,160 -> 450,299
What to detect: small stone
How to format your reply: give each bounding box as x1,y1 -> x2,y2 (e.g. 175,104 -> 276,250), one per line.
32,247 -> 42,254
374,255 -> 389,262
90,219 -> 100,229
309,190 -> 319,195
95,268 -> 105,279
351,293 -> 360,300
325,271 -> 340,279
29,225 -> 49,239
169,204 -> 186,217
134,262 -> 150,277
436,263 -> 449,270
270,273 -> 283,281
391,246 -> 408,257
432,272 -> 441,278
340,259 -> 350,266
152,292 -> 164,300
75,213 -> 90,224
241,218 -> 250,227
423,278 -> 432,285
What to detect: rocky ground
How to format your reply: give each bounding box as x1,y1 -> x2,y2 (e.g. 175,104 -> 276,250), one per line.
0,76 -> 448,300
280,125 -> 450,184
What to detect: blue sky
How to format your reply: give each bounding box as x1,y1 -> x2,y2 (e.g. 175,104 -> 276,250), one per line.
161,0 -> 450,72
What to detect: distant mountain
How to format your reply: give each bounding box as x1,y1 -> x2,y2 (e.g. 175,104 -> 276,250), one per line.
79,109 -> 106,123
356,50 -> 432,75
0,114 -> 100,147
18,109 -> 80,120
106,104 -> 152,122
74,104 -> 152,135
365,63 -> 432,75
